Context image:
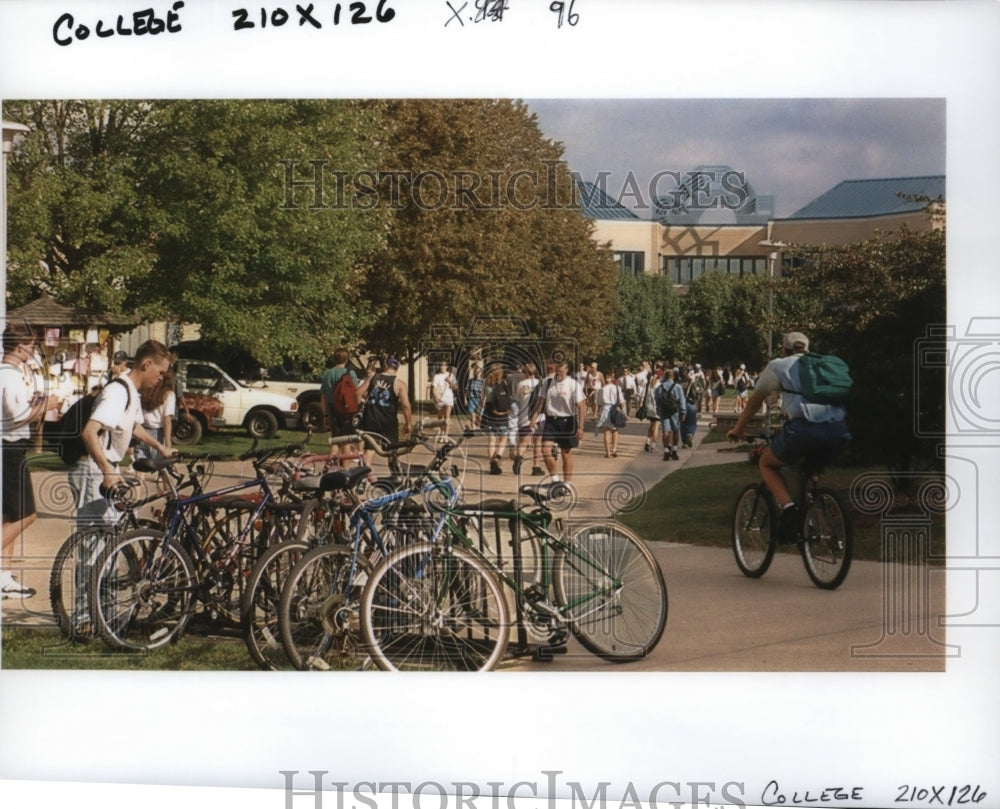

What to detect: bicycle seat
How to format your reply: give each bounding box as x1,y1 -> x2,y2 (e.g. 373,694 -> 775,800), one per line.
294,466 -> 371,494
518,482 -> 571,506
457,498 -> 517,514
133,456 -> 182,473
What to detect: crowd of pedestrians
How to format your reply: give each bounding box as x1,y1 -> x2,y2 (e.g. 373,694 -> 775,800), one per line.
439,354 -> 764,480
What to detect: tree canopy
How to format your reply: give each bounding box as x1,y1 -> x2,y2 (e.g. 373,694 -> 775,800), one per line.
5,98 -> 618,368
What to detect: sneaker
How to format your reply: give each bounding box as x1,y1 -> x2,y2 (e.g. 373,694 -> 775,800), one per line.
489,458 -> 502,475
644,441 -> 651,452
531,466 -> 545,476
512,454 -> 524,475
670,449 -> 679,461
0,570 -> 36,599
779,504 -> 801,544
663,451 -> 670,461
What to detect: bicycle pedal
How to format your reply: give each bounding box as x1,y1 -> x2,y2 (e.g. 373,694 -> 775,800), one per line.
534,642 -> 568,661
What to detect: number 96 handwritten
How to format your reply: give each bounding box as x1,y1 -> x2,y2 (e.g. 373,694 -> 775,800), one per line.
549,0 -> 579,28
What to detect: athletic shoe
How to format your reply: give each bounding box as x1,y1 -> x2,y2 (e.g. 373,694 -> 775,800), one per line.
512,454 -> 524,475
0,571 -> 36,599
531,466 -> 545,476
644,441 -> 651,452
779,505 -> 801,544
489,458 -> 502,475
663,451 -> 670,461
670,450 -> 679,461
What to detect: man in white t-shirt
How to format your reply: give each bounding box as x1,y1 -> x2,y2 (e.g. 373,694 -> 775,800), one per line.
71,340 -> 173,531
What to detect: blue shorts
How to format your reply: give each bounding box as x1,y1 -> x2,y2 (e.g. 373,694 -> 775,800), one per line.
770,418 -> 851,466
659,414 -> 681,433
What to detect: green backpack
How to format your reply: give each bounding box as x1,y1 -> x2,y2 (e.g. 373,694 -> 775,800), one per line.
791,353 -> 853,405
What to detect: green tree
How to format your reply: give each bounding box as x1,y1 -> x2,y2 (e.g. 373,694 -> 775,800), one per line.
6,100 -> 387,369
137,100 -> 387,367
357,100 -> 619,371
5,100 -> 159,313
681,270 -> 772,368
786,223 -> 946,475
606,271 -> 683,367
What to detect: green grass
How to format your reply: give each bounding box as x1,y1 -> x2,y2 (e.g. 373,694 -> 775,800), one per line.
28,428 -> 331,472
620,459 -> 946,565
1,626 -> 254,670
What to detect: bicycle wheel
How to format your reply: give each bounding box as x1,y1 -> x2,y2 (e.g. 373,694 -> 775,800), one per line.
279,543 -> 372,670
49,529 -> 114,641
800,488 -> 853,590
554,523 -> 667,661
732,483 -> 777,578
91,528 -> 196,650
361,542 -> 510,671
241,539 -> 311,670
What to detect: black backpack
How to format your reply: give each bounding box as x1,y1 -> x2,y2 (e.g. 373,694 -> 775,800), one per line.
655,381 -> 679,419
52,378 -> 131,466
486,377 -> 512,417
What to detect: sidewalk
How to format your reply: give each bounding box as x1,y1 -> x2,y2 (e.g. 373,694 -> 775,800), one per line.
0,409 -> 731,630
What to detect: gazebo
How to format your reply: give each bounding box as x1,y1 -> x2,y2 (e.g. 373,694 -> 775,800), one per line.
5,292 -> 138,391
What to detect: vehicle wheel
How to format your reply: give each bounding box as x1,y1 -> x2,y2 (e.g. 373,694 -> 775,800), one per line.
50,529 -> 114,641
800,488 -> 853,590
172,415 -> 203,445
91,529 -> 196,651
732,483 -> 777,578
555,522 -> 667,661
241,540 -> 311,670
360,542 -> 509,671
279,544 -> 372,671
299,400 -> 324,432
246,408 -> 279,439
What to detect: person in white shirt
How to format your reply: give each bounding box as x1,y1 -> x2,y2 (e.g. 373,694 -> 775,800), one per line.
529,359 -> 586,482
134,367 -> 177,462
72,340 -> 173,531
594,370 -> 625,458
511,363 -> 543,476
1,324 -> 62,599
429,361 -> 458,437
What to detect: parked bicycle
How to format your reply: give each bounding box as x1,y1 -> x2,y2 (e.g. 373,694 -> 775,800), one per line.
89,438 -> 314,650
276,419 -> 457,671
48,454 -> 219,641
240,434 -> 373,670
732,433 -> 853,589
358,436 -> 669,671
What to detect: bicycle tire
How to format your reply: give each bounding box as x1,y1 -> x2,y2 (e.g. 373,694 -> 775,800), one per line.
91,528 -> 196,650
241,539 -> 311,670
732,483 -> 777,578
554,522 -> 667,661
279,543 -> 373,670
800,488 -> 853,590
360,542 -> 510,672
49,529 -> 115,641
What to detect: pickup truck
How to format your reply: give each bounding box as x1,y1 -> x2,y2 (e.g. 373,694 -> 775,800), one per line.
175,358 -> 299,439
170,341 -> 322,430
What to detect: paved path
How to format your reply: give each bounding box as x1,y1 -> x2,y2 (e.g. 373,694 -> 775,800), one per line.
0,403 -> 948,671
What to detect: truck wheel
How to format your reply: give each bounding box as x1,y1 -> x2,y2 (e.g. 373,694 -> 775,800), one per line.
299,401 -> 324,432
246,409 -> 279,439
173,415 -> 203,445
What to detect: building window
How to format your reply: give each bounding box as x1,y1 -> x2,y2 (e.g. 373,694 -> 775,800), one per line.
614,251 -> 645,276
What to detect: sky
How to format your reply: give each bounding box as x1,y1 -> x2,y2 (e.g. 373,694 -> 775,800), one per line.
526,98 -> 946,219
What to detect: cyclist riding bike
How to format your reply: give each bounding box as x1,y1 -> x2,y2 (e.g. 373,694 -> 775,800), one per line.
727,331 -> 851,545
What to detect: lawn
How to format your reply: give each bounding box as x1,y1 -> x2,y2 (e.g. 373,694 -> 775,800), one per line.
621,456 -> 946,565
